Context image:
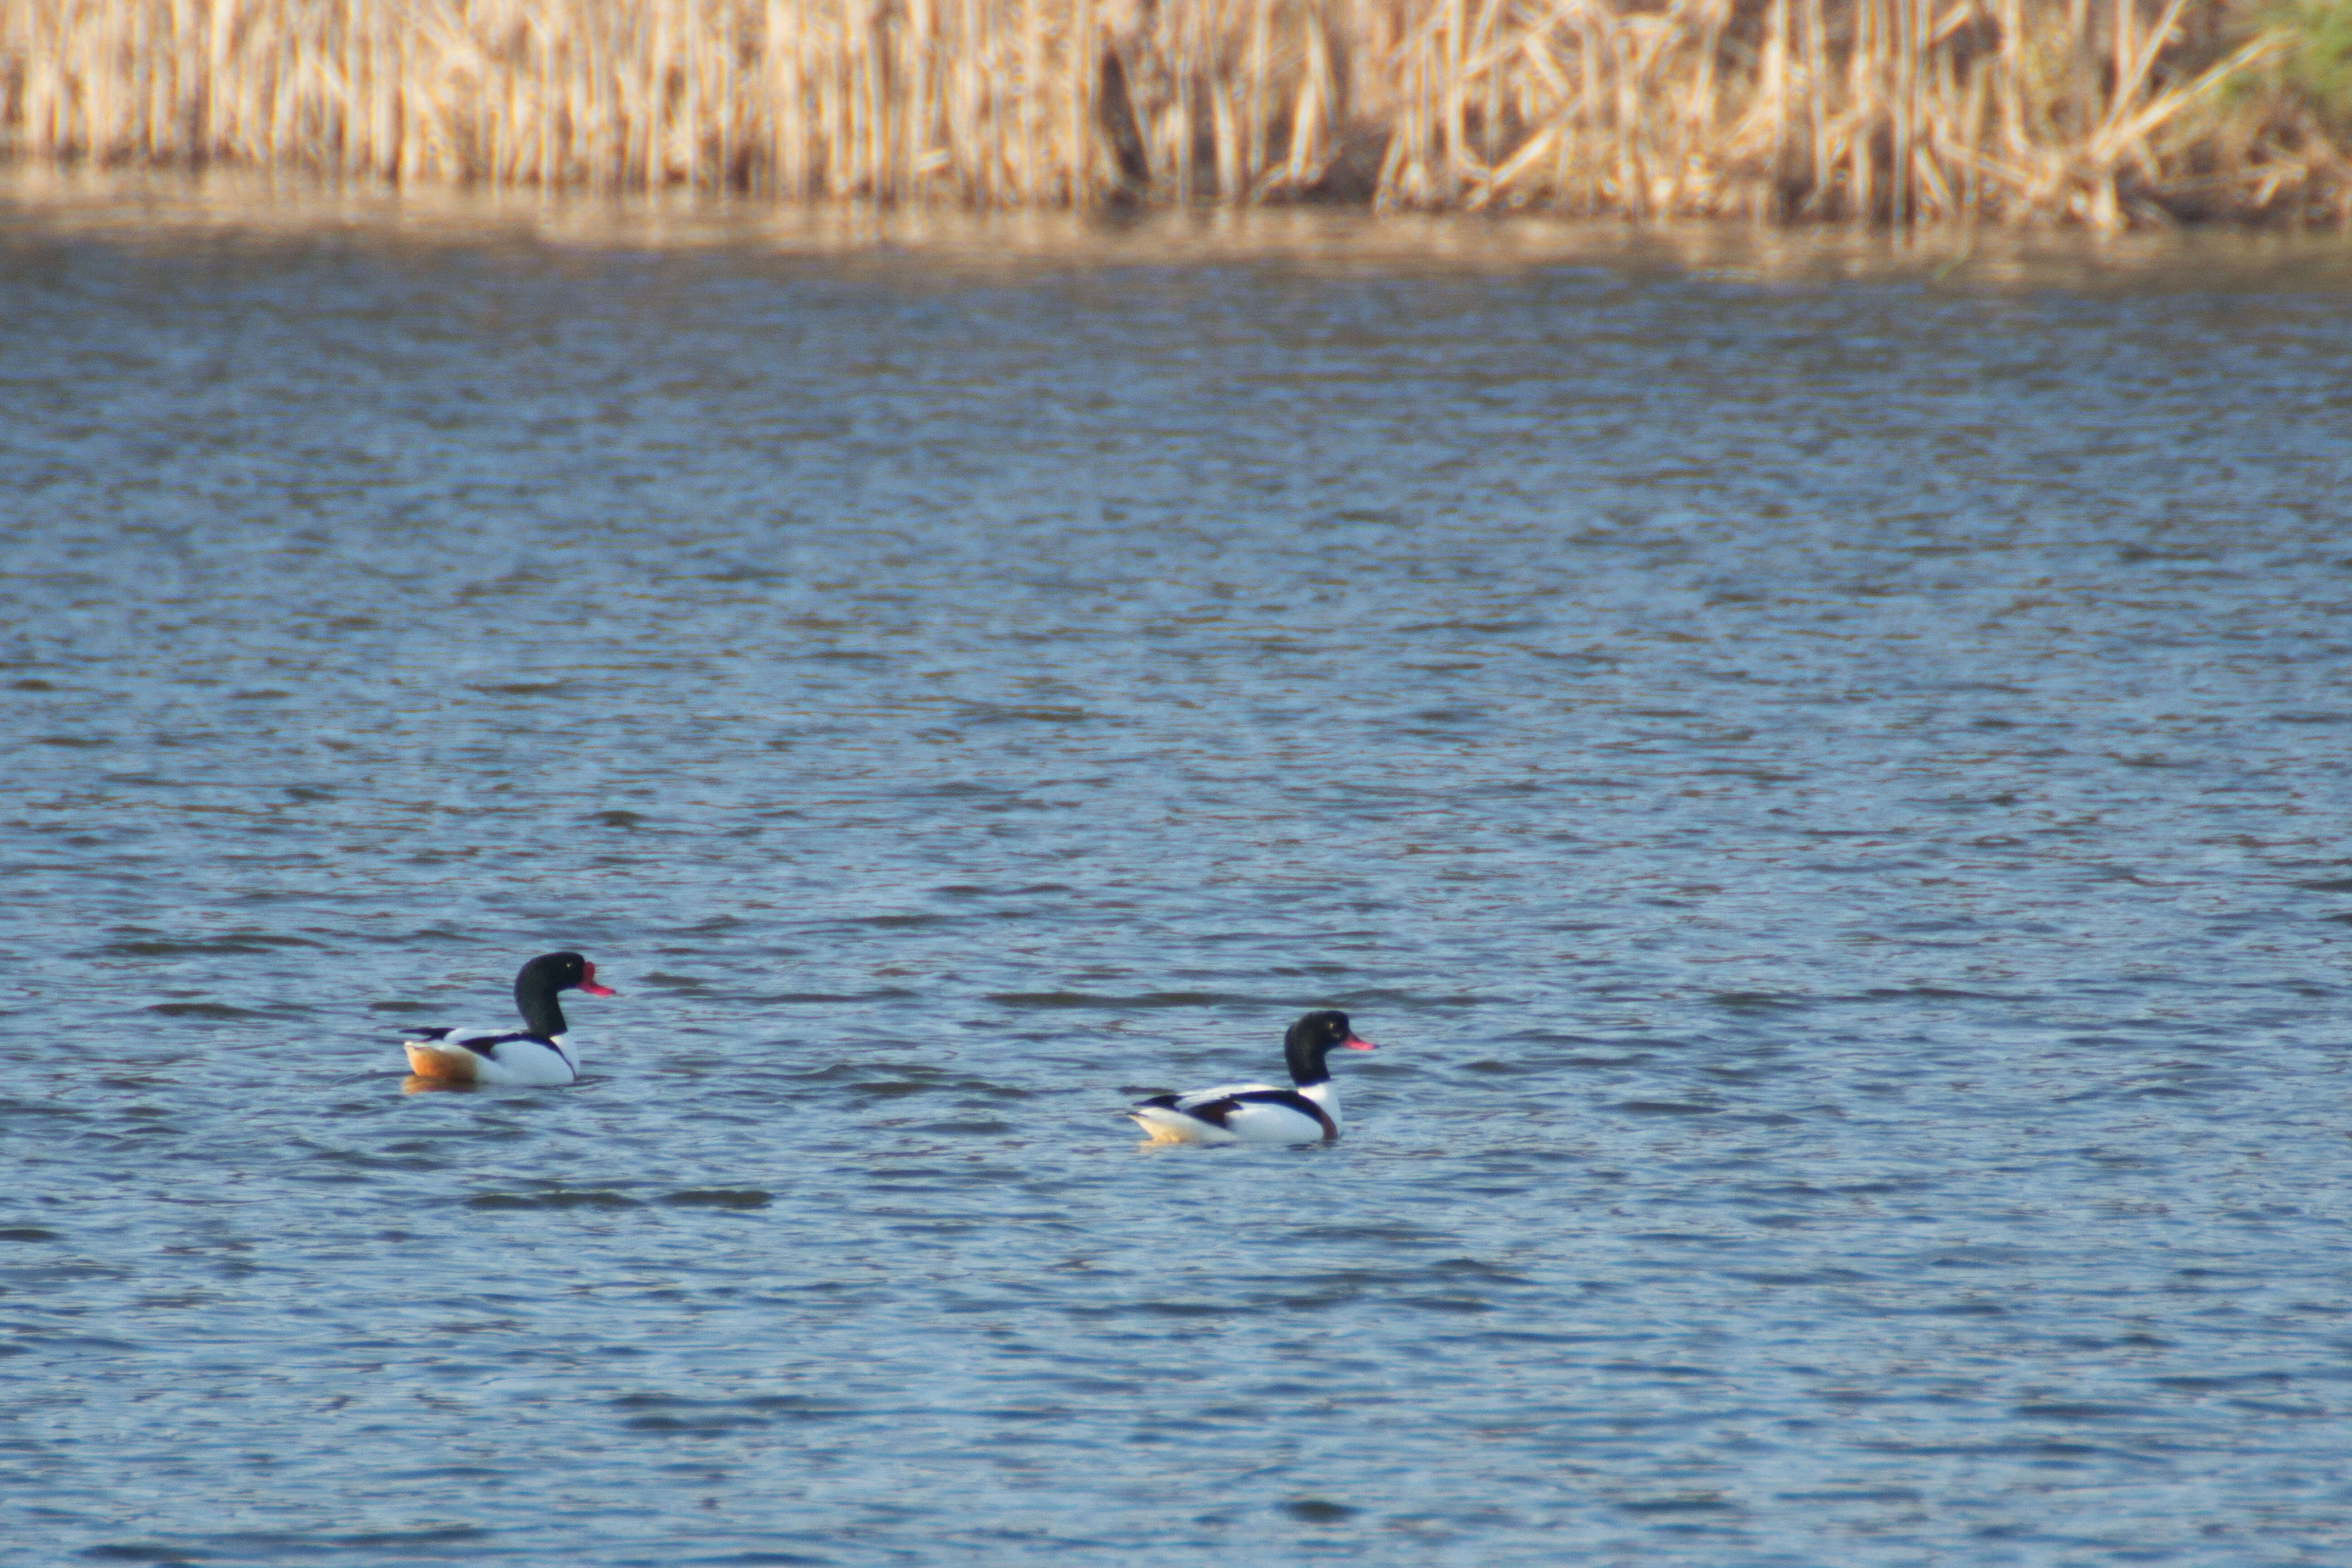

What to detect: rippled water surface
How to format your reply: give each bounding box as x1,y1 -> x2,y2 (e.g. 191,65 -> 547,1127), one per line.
5,179 -> 2352,1565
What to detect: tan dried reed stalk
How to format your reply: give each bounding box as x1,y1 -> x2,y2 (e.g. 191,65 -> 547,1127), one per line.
0,0 -> 2339,227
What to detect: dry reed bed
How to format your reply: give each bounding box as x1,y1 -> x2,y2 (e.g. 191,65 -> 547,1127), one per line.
3,0 -> 2345,224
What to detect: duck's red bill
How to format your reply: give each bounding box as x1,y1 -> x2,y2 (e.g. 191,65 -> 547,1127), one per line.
1343,1034 -> 1376,1051
580,962 -> 617,997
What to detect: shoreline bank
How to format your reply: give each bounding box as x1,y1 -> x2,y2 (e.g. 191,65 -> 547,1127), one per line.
9,162 -> 2352,288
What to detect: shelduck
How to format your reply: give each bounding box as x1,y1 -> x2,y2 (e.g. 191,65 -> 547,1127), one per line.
401,951 -> 615,1088
1130,1010 -> 1376,1145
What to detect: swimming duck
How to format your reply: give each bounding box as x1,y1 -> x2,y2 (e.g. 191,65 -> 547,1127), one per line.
1129,1010 -> 1375,1145
401,951 -> 615,1087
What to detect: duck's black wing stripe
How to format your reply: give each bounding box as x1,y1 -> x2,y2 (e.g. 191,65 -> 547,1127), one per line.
458,1031 -> 554,1058
408,1027 -> 455,1042
1229,1088 -> 1338,1140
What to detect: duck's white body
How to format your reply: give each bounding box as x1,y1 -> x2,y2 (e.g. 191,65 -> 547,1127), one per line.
404,1028 -> 580,1087
1130,1079 -> 1343,1145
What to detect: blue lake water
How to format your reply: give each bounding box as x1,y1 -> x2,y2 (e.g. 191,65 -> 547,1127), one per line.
4,175 -> 2352,1564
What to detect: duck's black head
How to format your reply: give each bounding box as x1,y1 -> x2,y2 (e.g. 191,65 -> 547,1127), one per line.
1284,1009 -> 1375,1086
514,951 -> 617,1038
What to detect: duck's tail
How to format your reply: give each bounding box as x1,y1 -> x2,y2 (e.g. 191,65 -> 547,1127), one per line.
1128,1103 -> 1203,1143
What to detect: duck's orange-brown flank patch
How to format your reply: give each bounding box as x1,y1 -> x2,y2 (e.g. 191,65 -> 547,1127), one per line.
405,1044 -> 480,1085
